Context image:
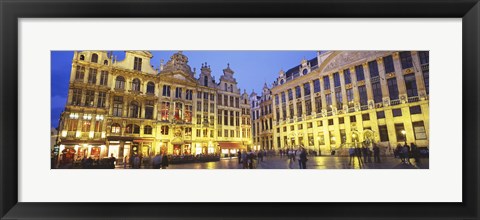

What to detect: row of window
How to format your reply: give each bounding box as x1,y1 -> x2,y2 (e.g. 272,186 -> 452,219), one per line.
275,52 -> 429,108
75,66 -> 109,86
78,53 -> 109,65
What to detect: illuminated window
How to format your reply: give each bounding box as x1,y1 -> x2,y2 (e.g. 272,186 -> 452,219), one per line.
161,102 -> 170,121
144,126 -> 152,135
413,121 -> 427,140
161,126 -> 169,135
71,89 -> 82,106
87,68 -> 97,84
395,123 -> 405,142
85,90 -> 95,107
111,123 -> 121,134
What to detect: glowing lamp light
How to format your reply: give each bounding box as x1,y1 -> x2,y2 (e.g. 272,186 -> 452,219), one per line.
61,130 -> 67,137
401,130 -> 406,135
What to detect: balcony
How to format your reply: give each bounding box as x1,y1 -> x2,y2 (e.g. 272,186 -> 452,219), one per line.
94,132 -> 102,139
297,117 -> 303,122
67,131 -> 76,138
408,96 -> 420,103
114,87 -> 125,92
390,99 -> 401,106
371,76 -> 380,83
348,107 -> 355,113
326,111 -> 332,116
360,105 -> 369,111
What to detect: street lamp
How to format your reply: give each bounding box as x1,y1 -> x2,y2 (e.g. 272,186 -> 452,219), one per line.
401,130 -> 407,145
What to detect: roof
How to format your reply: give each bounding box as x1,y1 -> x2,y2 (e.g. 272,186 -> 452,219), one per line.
285,57 -> 318,80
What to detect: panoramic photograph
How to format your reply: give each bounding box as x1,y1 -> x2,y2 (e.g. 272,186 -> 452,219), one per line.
51,50 -> 429,169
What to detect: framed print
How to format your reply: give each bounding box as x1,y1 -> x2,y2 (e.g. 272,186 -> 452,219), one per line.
1,0 -> 479,219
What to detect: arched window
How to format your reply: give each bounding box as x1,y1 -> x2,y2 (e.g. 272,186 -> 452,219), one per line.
146,82 -> 155,94
91,53 -> 98,63
204,76 -> 208,86
111,123 -> 121,134
79,55 -> 85,61
125,124 -> 140,134
132,78 -> 141,92
104,60 -> 108,65
129,101 -> 139,118
115,76 -> 125,89
144,125 -> 152,134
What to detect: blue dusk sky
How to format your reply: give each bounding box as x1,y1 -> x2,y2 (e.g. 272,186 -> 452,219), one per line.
51,50 -> 318,128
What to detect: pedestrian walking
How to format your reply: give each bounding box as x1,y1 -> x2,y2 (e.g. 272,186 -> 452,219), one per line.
109,153 -> 116,169
237,151 -> 242,164
241,150 -> 248,169
361,146 -> 368,163
402,144 -> 410,164
133,155 -> 141,169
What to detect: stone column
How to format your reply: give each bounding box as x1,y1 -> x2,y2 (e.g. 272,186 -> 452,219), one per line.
329,74 -> 336,110
339,70 -> 347,109
319,77 -> 327,110
350,67 -> 360,104
363,62 -> 374,101
392,52 -> 407,96
376,57 -> 390,101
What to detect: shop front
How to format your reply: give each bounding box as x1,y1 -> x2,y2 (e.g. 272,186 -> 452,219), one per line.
218,142 -> 246,157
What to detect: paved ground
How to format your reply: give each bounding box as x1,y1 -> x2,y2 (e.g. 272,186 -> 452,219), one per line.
149,156 -> 429,169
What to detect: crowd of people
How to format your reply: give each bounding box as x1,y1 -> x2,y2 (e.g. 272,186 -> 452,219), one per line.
237,147 -> 309,169
394,142 -> 422,164
348,143 -> 382,166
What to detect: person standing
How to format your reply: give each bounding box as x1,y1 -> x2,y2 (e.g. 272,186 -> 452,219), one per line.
161,151 -> 169,169
402,144 -> 410,164
299,147 -> 308,169
237,151 -> 242,164
133,155 -> 141,169
109,153 -> 116,169
348,146 -> 355,165
242,150 -> 248,169
373,144 -> 381,163
295,148 -> 303,169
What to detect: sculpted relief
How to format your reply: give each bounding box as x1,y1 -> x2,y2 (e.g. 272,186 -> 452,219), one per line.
323,51 -> 388,73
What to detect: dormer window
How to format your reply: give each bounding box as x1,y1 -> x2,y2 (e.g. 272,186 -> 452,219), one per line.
134,57 -> 142,71
79,55 -> 85,60
104,60 -> 108,65
91,53 -> 98,63
302,69 -> 308,75
204,76 -> 208,86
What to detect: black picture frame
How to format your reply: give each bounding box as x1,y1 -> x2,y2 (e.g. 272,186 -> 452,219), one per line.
1,0 -> 479,219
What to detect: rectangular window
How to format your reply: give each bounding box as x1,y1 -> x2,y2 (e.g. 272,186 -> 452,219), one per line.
413,121 -> 427,140
372,81 -> 383,103
344,69 -> 351,84
197,101 -> 202,111
295,86 -> 301,98
395,123 -> 406,142
85,90 -> 95,106
81,120 -> 91,132
335,91 -> 342,109
313,79 -> 321,93
75,66 -> 85,81
400,51 -> 413,69
185,105 -> 192,123
404,74 -> 418,97
358,85 -> 368,106
383,55 -> 395,73
161,102 -> 170,121
298,124 -> 303,130
133,57 -> 142,71
230,97 -> 234,107
328,119 -> 334,125
410,105 -> 422,114
304,83 -> 311,96
87,68 -> 97,84
333,72 -> 341,87
419,51 -> 429,64
316,120 -> 322,127
346,89 -> 354,103
210,103 -> 215,113
305,100 -> 312,116
235,97 -> 240,108
368,60 -> 379,77
350,115 -> 356,122
224,111 -> 228,126
355,65 -> 365,81
323,76 -> 330,90
204,92 -> 209,100
203,102 -> 208,113
288,89 -> 293,101
296,102 -> 302,117
210,93 -> 215,101
186,90 -> 193,100
314,96 -> 322,113
379,125 -> 389,142
275,95 -> 279,105
97,92 -> 106,108
392,108 -> 402,117
325,93 -> 332,109
224,95 -> 228,106
175,87 -> 182,98
339,117 -> 344,124
289,104 -> 294,119
99,70 -> 108,85
281,92 -> 286,103
197,91 -> 202,99
162,85 -> 171,97
362,113 -> 370,121
376,111 -> 385,119
71,89 -> 82,105
217,94 -> 222,105
387,78 -> 399,100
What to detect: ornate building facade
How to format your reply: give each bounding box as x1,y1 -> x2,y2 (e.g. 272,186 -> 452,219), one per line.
57,51 -> 252,162
266,51 -> 429,154
250,83 -> 274,150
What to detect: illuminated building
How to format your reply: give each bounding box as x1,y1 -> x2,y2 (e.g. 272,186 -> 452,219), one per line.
57,51 -> 252,162
250,83 -> 274,150
266,51 -> 429,155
